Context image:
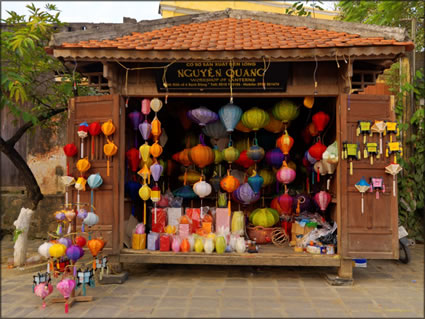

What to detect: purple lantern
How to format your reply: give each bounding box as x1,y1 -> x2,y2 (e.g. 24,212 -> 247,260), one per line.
129,111 -> 143,147
66,245 -> 82,276
266,148 -> 285,168
150,162 -> 163,183
232,183 -> 261,205
58,237 -> 72,248
139,120 -> 151,141
187,107 -> 219,126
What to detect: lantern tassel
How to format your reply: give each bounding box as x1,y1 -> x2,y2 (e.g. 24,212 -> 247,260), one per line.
228,198 -> 231,217
82,283 -> 86,296
393,176 -> 396,197
379,133 -> 383,154
65,188 -> 68,207
296,199 -> 301,215
107,158 -> 110,176
91,135 -> 95,158
144,201 -> 147,225
327,178 -> 330,191
81,139 -> 84,158
93,259 -> 96,271
349,161 -> 353,175
361,193 -> 364,214
90,190 -> 94,211
73,264 -> 77,277
65,302 -> 68,314
42,300 -> 46,309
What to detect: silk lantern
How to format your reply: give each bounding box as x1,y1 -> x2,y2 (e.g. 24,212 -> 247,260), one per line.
56,279 -> 76,313
141,98 -> 151,116
49,243 -> 66,259
259,169 -> 275,187
76,157 -> 91,176
88,122 -> 101,158
101,119 -> 116,137
151,116 -> 161,141
276,131 -> 294,156
276,161 -> 296,191
126,148 -> 140,179
271,196 -> 284,215
150,98 -> 163,114
202,120 -> 227,139
139,184 -> 151,224
104,140 -> 118,176
278,192 -> 293,216
272,99 -> 299,124
314,191 -> 332,213
189,141 -> 214,170
187,107 -> 218,126
313,160 -> 326,182
235,150 -> 255,169
247,144 -> 265,163
264,110 -> 284,133
63,143 -> 77,176
139,120 -> 151,141
139,143 -> 151,163
312,111 -> 330,133
83,212 -> 99,239
150,162 -> 163,184
87,238 -> 105,270
247,171 -> 264,194
303,96 -> 314,109
308,141 -> 327,161
75,236 -> 86,248
138,164 -> 151,184
66,245 -> 83,276
77,208 -> 88,232
128,111 -> 143,147
266,148 -> 284,168
218,103 -> 242,132
223,144 -> 240,165
35,283 -> 53,308
150,141 -> 163,158
220,170 -> 240,216
87,173 -> 103,219
241,107 -> 270,131
233,183 -> 260,205
151,185 -> 161,224
235,121 -> 252,133
193,178 -> 212,214
77,122 -> 89,158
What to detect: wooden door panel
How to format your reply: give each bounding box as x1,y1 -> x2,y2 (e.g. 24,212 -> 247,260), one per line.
67,95 -> 122,254
340,94 -> 398,259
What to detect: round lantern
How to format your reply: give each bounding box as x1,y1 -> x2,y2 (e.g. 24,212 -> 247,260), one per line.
276,162 -> 296,188
75,236 -> 86,248
259,169 -> 275,187
312,111 -> 330,133
202,120 -> 227,139
141,98 -> 151,115
63,143 -> 78,176
83,212 -> 99,228
189,143 -> 214,169
247,145 -> 265,162
235,150 -> 255,169
187,107 -> 218,126
38,242 -> 53,259
278,192 -> 293,216
150,141 -> 163,158
223,145 -> 240,164
49,243 -> 66,258
126,148 -> 140,173
272,99 -> 299,123
270,196 -> 283,215
220,171 -> 240,216
218,103 -> 242,132
232,183 -> 260,205
101,119 -> 116,137
308,141 -> 327,161
76,157 -> 91,175
213,147 -> 223,164
150,98 -> 163,113
88,121 -> 101,157
241,107 -> 270,131
276,131 -> 294,155
104,140 -> 118,176
266,148 -> 284,168
303,96 -> 314,109
139,184 -> 151,224
308,122 -> 319,136
264,110 -> 285,133
193,179 -> 212,198
314,191 -> 332,212
235,121 -> 252,133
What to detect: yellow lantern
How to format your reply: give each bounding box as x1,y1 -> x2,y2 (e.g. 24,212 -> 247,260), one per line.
76,157 -> 91,175
213,148 -> 223,164
151,116 -> 161,141
223,145 -> 240,164
101,119 -> 116,137
104,140 -> 118,176
140,156 -> 153,169
150,98 -> 163,113
264,110 -> 284,133
241,107 -> 270,131
49,243 -> 66,258
259,169 -> 275,187
150,141 -> 163,158
75,177 -> 87,191
139,184 -> 151,224
304,96 -> 314,109
139,143 -> 151,162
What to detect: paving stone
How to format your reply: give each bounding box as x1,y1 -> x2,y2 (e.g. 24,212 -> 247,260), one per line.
138,286 -> 167,296
117,307 -> 154,318
383,310 -> 423,318
151,307 -> 187,317
127,295 -> 160,307
252,308 -> 285,317
251,287 -> 278,298
78,305 -> 120,318
186,307 -> 219,317
190,297 -> 220,309
165,287 -> 194,297
221,287 -> 251,298
285,307 -> 319,317
220,297 -> 251,308
1,293 -> 23,305
350,310 -> 385,317
278,287 -> 306,297
251,297 -> 282,308
251,279 -> 277,288
158,296 -> 189,308
335,287 -> 367,298
317,309 -> 350,317
2,306 -> 35,318
91,296 -> 130,306
219,307 -> 253,317
192,287 -> 222,297
224,278 -> 250,287
109,286 -> 139,296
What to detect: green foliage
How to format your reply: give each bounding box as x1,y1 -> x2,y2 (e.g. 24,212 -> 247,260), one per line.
336,0 -> 424,51
285,1 -> 324,17
394,69 -> 425,241
13,229 -> 23,243
0,3 -> 97,127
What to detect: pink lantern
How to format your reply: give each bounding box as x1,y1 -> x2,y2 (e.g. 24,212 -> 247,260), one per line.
34,283 -> 53,308
314,191 -> 332,212
276,162 -> 296,188
56,278 -> 76,313
278,192 -> 293,216
141,98 -> 151,116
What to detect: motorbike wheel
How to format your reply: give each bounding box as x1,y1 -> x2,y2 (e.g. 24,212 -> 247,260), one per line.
399,237 -> 411,264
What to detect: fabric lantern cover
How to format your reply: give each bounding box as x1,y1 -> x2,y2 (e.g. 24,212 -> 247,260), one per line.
76,157 -> 91,175
278,192 -> 293,216
139,143 -> 151,163
139,121 -> 151,141
241,107 -> 270,131
88,122 -> 101,157
218,103 -> 242,132
276,162 -> 296,185
220,171 -> 240,216
247,145 -> 265,162
187,107 -> 218,126
270,196 -> 284,215
266,148 -> 284,168
63,143 -> 78,176
57,279 -> 76,313
202,120 -> 227,139
272,99 -> 299,123
141,98 -> 151,115
128,111 -> 143,131
87,173 -> 103,216
247,171 -> 264,194
150,98 -> 163,113
126,148 -> 140,173
235,150 -> 255,169
308,142 -> 327,161
308,122 -> 319,136
104,140 -> 118,176
312,111 -> 330,132
264,110 -> 284,133
232,183 -> 260,205
235,121 -> 252,133
150,162 -> 163,182
150,141 -> 163,158
101,119 -> 116,137
189,144 -> 214,169
259,169 -> 275,187
151,116 -> 161,141
223,145 -> 240,164
213,147 -> 223,164
277,131 -> 294,155
139,184 -> 151,224
314,191 -> 332,212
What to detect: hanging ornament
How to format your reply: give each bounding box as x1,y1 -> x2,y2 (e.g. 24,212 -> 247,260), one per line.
128,111 -> 143,147
150,141 -> 163,158
150,98 -> 163,114
137,164 -> 151,184
313,161 -> 326,182
87,238 -> 105,270
303,96 -> 314,109
385,141 -> 403,164
101,119 -> 116,137
83,212 -> 99,240
141,98 -> 151,116
272,99 -> 299,125
150,162 -> 163,184
354,177 -> 370,214
278,191 -> 293,217
264,110 -> 285,133
364,142 -> 379,165
188,136 -> 214,171
234,150 -> 255,169
220,170 -> 240,216
265,148 -> 284,169
193,178 -> 212,217
104,140 -> 118,177
63,143 -> 78,176
87,173 -> 103,224
314,191 -> 332,214
77,122 -> 89,158
66,245 -> 83,277
202,120 -> 227,139
322,141 -> 339,164
126,148 -> 140,179
308,141 -> 327,161
151,116 -> 162,141
139,184 -> 151,225
76,208 -> 88,232
56,278 -> 76,313
241,107 -> 270,131
235,121 -> 252,133
247,170 -> 264,194
276,130 -> 294,157
385,121 -> 399,142
150,185 -> 161,224
356,120 -> 372,144
259,169 -> 275,188
76,157 -> 91,176
276,161 -> 296,192
61,176 -> 75,208
88,122 -> 101,158
187,107 -> 218,126
139,120 -> 151,141
308,122 -> 319,137
64,209 -> 76,234
341,142 -> 361,175
223,143 -> 240,166
312,111 -> 330,134
34,282 -> 53,309
173,185 -> 198,200
54,210 -> 65,235
369,177 -> 385,200
385,163 -> 402,197
247,140 -> 265,163
218,103 -> 242,133
232,182 -> 260,205
139,143 -> 151,163
371,120 -> 387,155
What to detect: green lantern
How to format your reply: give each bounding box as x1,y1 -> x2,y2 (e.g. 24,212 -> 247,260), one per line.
223,145 -> 240,164
241,107 -> 270,131
272,99 -> 299,123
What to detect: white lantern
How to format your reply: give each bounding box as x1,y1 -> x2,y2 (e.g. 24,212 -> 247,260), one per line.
235,237 -> 246,253
313,161 -> 326,177
83,212 -> 99,227
150,98 -> 163,113
38,242 -> 53,258
204,238 -> 214,254
193,180 -> 212,198
322,159 -> 336,175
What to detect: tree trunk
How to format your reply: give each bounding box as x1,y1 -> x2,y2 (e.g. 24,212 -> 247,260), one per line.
13,208 -> 34,267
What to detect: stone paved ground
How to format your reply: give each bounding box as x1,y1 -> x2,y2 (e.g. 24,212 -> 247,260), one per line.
1,240 -> 423,318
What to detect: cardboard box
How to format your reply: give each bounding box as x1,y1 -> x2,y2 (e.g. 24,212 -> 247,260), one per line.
291,222 -> 315,242
167,207 -> 183,227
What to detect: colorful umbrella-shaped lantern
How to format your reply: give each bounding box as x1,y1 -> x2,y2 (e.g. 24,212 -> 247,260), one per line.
312,111 -> 330,133
220,170 -> 240,216
63,143 -> 78,176
266,148 -> 284,168
187,107 -> 218,126
385,163 -> 402,197
34,283 -> 53,308
87,173 -> 103,226
77,122 -> 89,158
128,111 -> 143,147
139,120 -> 151,141
56,279 -> 76,313
354,177 -> 370,214
371,120 -> 387,155
232,182 -> 260,206
88,122 -> 101,158
219,103 -> 242,133
247,170 -> 264,194
272,99 -> 299,124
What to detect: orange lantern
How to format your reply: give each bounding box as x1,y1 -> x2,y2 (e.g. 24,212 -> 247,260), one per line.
235,121 -> 252,133
189,144 -> 214,170
264,110 -> 284,133
104,140 -> 118,176
220,170 -> 240,216
151,116 -> 161,141
277,131 -> 294,155
150,141 -> 163,158
87,238 -> 106,270
308,122 -> 319,137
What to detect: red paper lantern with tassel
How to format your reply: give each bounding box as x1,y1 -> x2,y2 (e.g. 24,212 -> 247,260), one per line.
63,143 -> 78,176
308,142 -> 327,161
88,122 -> 101,157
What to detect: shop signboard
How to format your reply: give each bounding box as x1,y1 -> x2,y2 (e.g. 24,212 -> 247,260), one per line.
155,61 -> 289,92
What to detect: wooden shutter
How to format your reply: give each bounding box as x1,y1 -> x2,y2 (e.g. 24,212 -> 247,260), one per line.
339,94 -> 398,259
67,95 -> 123,254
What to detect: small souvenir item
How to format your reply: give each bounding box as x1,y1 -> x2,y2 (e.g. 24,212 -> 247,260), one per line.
364,142 -> 379,165
63,143 -> 78,176
385,163 -> 402,197
385,141 -> 403,164
77,122 -> 89,158
385,121 -> 399,142
34,282 -> 53,308
356,121 -> 372,144
371,120 -> 386,154
56,278 -> 76,313
342,142 -> 361,175
355,177 -> 371,214
88,121 -> 101,158
370,177 -> 385,199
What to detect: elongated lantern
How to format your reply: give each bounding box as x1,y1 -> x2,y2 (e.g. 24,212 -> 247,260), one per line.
139,120 -> 151,141
87,173 -> 103,221
104,140 -> 118,176
139,184 -> 151,224
312,111 -> 330,133
187,107 -> 218,126
314,190 -> 332,214
88,122 -> 101,158
276,161 -> 296,191
78,122 -> 89,158
241,107 -> 270,131
151,185 -> 161,223
151,116 -> 161,141
141,98 -> 151,116
276,130 -> 294,156
219,103 -> 242,132
63,143 -> 78,176
150,162 -> 163,184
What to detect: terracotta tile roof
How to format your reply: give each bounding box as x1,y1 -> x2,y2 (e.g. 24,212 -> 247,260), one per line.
60,18 -> 414,51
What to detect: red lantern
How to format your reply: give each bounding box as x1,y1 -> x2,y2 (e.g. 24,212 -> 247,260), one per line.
308,142 -> 327,161
75,236 -> 86,248
270,196 -> 283,215
312,111 -> 330,133
235,150 -> 255,169
276,131 -> 294,155
278,192 -> 293,216
63,143 -> 78,176
126,148 -> 140,176
88,122 -> 101,157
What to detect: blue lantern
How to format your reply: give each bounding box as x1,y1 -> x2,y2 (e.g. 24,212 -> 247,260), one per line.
247,171 -> 264,194
218,103 -> 242,133
247,145 -> 265,162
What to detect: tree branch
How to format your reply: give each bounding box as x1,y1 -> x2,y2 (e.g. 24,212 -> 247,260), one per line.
6,107 -> 67,147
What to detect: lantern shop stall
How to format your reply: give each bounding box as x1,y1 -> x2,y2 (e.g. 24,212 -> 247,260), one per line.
50,10 -> 413,279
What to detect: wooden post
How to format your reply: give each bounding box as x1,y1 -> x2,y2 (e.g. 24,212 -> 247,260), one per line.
338,259 -> 353,279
